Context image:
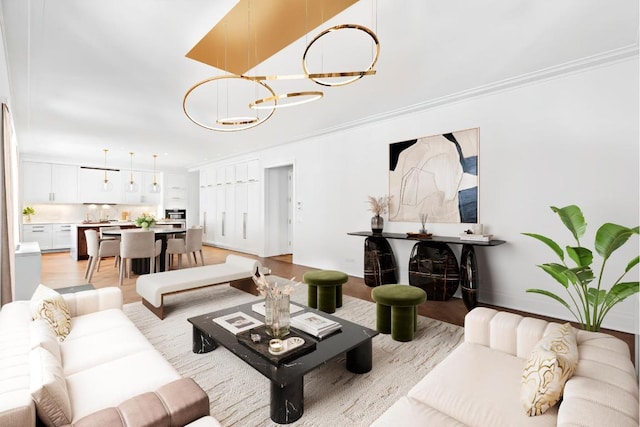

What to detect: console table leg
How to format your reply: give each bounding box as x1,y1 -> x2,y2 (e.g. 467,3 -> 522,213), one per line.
346,338 -> 373,373
460,244 -> 479,311
192,326 -> 218,354
270,378 -> 303,424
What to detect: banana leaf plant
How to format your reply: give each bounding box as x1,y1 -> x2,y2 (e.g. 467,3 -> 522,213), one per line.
523,205 -> 639,331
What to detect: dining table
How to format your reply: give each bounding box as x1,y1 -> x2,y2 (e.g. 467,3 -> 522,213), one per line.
101,227 -> 186,274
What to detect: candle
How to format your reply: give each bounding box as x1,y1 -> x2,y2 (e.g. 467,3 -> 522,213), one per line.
269,339 -> 283,352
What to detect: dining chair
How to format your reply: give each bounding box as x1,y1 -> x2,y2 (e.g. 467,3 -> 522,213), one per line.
118,231 -> 158,286
99,225 -> 121,240
165,227 -> 204,270
84,229 -> 120,283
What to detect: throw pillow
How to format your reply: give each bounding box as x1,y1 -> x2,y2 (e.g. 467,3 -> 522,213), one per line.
30,284 -> 71,341
521,322 -> 579,416
29,346 -> 73,427
30,319 -> 62,363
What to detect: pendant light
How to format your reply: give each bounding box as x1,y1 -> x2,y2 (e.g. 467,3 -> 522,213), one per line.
102,149 -> 113,192
149,154 -> 161,193
126,152 -> 138,192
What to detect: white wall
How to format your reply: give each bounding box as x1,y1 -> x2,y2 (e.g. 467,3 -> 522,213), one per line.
213,58 -> 639,333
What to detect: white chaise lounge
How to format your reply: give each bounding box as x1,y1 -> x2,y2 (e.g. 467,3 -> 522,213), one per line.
136,254 -> 262,319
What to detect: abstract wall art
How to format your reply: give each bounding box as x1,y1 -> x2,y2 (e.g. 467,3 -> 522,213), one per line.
388,128 -> 479,224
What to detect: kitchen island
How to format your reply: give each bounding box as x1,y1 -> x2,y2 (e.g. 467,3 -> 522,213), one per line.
70,221 -> 184,261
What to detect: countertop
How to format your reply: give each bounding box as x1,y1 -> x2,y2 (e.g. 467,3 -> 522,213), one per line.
25,220 -> 185,226
75,220 -> 184,227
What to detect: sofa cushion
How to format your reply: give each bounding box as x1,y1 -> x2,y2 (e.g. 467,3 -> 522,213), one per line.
65,349 -> 181,422
61,309 -> 155,376
30,285 -> 71,341
520,323 -> 578,416
30,319 -> 61,363
29,347 -> 72,427
407,342 -> 557,427
371,396 -> 467,426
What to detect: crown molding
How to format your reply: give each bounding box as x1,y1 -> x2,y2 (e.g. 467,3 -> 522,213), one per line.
310,44 -> 640,138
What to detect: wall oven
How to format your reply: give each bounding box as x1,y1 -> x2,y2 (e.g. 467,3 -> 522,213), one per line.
165,209 -> 186,227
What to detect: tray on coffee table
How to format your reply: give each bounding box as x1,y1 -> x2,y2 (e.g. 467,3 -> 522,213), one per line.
236,325 -> 317,364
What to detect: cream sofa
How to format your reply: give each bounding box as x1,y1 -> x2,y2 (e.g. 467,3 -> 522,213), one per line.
0,287 -> 220,426
372,307 -> 639,427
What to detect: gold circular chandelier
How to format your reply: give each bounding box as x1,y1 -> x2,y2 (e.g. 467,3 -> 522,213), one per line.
183,75 -> 276,132
183,22 -> 379,132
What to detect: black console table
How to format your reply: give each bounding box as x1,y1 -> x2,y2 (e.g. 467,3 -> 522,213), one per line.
348,232 -> 505,310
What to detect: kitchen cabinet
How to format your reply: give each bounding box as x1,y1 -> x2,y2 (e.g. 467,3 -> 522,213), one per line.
78,167 -> 123,204
22,162 -> 78,203
200,159 -> 262,254
120,171 -> 163,205
52,224 -> 72,249
22,224 -> 52,250
164,172 -> 187,209
23,223 -> 73,251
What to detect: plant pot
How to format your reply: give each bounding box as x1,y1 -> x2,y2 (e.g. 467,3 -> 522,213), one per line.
371,215 -> 384,234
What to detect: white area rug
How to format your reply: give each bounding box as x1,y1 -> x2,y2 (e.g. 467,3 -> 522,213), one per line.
123,279 -> 464,426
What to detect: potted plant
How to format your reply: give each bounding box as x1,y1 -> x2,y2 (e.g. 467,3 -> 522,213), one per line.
523,204 -> 638,331
367,195 -> 391,234
22,206 -> 35,222
135,213 -> 156,230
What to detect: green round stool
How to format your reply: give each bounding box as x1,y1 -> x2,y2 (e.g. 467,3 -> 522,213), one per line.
303,270 -> 348,314
371,284 -> 427,342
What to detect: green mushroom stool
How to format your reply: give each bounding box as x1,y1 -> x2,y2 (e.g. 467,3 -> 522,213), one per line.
371,284 -> 427,342
303,270 -> 348,314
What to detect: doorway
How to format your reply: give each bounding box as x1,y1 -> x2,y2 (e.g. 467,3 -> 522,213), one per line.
264,164 -> 293,258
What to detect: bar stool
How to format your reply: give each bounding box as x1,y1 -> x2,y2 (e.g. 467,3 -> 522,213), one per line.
303,270 -> 348,314
371,284 -> 427,342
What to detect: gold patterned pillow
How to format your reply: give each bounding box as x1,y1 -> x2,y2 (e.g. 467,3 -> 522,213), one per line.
520,322 -> 579,416
30,285 -> 71,341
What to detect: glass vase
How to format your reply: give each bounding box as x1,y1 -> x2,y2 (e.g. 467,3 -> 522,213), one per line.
264,294 -> 290,338
371,215 -> 384,234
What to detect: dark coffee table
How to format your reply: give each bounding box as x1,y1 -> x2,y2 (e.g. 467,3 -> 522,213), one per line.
187,300 -> 378,424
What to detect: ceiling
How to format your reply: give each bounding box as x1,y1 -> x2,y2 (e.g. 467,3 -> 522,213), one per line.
0,0 -> 637,171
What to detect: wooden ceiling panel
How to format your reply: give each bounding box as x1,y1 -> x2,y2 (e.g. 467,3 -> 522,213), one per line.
186,0 -> 359,75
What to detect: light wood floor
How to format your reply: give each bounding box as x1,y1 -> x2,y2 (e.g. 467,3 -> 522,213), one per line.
40,245 -> 634,360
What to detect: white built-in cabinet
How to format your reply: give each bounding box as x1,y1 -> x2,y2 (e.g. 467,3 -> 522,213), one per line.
22,160 -> 165,206
22,162 -> 78,203
200,159 -> 260,254
77,167 -> 123,204
164,173 -> 187,209
120,171 -> 162,205
22,223 -> 71,251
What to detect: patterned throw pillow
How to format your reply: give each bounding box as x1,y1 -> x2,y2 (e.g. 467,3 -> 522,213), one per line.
30,285 -> 71,341
520,322 -> 579,416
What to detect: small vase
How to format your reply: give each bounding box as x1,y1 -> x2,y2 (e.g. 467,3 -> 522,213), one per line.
371,215 -> 384,234
264,294 -> 290,338
141,223 -> 150,230
24,215 -> 31,223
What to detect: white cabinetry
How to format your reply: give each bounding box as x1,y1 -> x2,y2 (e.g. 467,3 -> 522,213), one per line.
78,167 -> 123,204
203,159 -> 261,253
164,173 -> 187,209
52,224 -> 72,248
22,224 -> 52,250
199,168 -> 216,243
22,162 -> 78,203
22,223 -> 72,251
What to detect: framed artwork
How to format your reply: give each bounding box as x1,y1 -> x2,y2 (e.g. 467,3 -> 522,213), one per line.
388,128 -> 479,224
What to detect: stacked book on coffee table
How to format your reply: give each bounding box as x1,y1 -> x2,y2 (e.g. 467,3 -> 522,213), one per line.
291,312 -> 341,338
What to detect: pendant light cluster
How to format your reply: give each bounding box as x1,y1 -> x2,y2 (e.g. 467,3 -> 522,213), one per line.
100,150 -> 161,193
183,2 -> 380,132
